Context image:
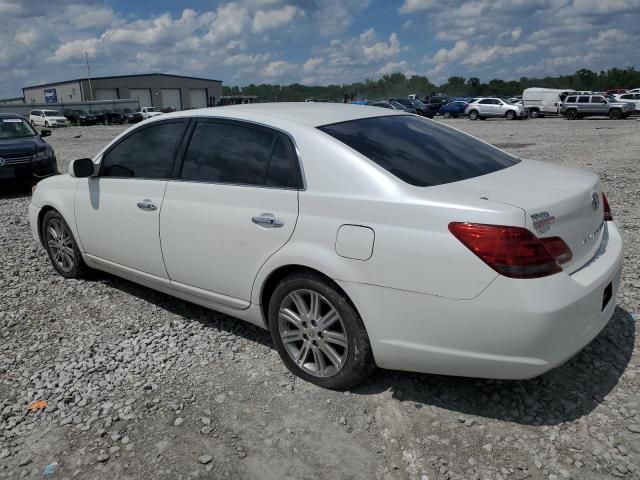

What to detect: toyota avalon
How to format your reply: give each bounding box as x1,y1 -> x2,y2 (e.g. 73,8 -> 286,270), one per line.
28,104 -> 623,389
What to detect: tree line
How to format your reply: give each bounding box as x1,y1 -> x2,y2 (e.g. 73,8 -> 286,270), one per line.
222,67 -> 640,102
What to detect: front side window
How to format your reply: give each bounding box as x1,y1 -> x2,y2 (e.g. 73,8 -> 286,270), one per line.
479,99 -> 493,104
591,96 -> 605,103
319,115 -> 519,187
180,121 -> 301,188
578,96 -> 590,103
100,121 -> 186,178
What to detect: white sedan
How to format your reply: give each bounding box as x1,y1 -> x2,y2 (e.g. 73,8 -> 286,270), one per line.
28,104 -> 623,389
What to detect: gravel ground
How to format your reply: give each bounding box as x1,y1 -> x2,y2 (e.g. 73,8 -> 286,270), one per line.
1,117 -> 639,480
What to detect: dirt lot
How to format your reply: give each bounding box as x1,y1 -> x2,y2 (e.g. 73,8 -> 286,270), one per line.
1,116 -> 639,480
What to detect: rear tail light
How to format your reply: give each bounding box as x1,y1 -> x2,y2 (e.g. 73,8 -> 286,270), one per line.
448,222 -> 567,279
603,193 -> 613,221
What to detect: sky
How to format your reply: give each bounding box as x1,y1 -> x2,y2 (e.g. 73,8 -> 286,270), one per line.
1,0 -> 639,98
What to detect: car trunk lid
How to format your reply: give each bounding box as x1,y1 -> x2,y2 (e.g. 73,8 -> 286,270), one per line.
439,160 -> 604,274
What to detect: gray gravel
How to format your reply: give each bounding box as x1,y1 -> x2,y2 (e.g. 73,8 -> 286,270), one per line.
1,117 -> 639,479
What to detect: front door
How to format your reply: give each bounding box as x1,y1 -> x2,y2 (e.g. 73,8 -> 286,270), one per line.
75,120 -> 188,278
160,119 -> 302,307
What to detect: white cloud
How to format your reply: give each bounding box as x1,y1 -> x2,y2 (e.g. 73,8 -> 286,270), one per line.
313,0 -> 371,36
252,5 -> 302,33
51,38 -> 99,62
261,60 -> 295,78
224,52 -> 271,66
363,32 -> 402,61
399,0 -> 438,14
303,57 -> 324,73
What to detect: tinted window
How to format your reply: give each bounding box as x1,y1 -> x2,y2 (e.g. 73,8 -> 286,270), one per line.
621,94 -> 631,99
566,96 -> 577,103
578,96 -> 590,103
181,121 -> 300,188
479,99 -> 493,104
100,121 -> 185,178
591,96 -> 605,103
319,115 -> 519,187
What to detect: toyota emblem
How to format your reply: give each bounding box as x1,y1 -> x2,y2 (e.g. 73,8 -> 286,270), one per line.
0,157 -> 5,167
591,192 -> 600,211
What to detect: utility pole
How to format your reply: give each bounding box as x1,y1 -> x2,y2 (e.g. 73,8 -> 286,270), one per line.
85,51 -> 93,101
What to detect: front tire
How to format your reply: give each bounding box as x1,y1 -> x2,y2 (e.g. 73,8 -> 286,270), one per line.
42,210 -> 88,279
609,109 -> 622,120
268,273 -> 375,389
505,110 -> 516,120
468,110 -> 479,120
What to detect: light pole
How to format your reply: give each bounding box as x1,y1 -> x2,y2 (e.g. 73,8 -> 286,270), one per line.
85,51 -> 93,101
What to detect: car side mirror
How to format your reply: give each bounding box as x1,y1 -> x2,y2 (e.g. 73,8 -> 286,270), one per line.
70,158 -> 95,178
602,100 -> 607,104
40,129 -> 52,137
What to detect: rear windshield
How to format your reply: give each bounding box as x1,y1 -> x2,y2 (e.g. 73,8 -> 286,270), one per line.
318,115 -> 520,187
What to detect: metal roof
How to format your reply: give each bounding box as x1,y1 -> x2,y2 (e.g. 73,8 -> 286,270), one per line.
23,73 -> 222,90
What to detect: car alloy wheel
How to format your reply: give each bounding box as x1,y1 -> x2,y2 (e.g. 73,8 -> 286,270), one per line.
609,109 -> 621,120
566,109 -> 577,120
506,111 -> 516,120
277,289 -> 348,377
530,110 -> 539,118
45,218 -> 75,273
469,110 -> 479,120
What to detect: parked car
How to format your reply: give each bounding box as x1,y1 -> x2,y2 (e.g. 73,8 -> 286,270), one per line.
613,93 -> 640,113
29,103 -> 623,389
522,88 -> 575,118
389,98 -> 433,118
29,109 -> 69,128
121,108 -> 143,123
138,106 -> 162,119
90,109 -> 108,125
561,94 -> 635,120
64,110 -> 97,126
0,113 -> 57,185
439,100 -> 468,118
605,88 -> 628,96
161,106 -> 177,113
465,98 -> 527,120
100,110 -> 127,125
424,96 -> 449,116
627,88 -> 640,94
370,101 -> 417,114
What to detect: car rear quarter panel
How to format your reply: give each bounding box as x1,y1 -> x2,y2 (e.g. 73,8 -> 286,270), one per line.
252,129 -> 524,303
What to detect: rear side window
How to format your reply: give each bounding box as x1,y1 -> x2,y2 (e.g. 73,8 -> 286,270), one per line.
319,115 -> 520,187
566,96 -> 576,103
578,96 -> 590,103
100,121 -> 186,178
180,121 -> 301,188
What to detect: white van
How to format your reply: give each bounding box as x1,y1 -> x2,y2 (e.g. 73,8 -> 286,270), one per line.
522,88 -> 575,118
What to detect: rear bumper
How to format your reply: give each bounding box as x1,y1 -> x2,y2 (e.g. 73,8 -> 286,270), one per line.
340,221 -> 624,379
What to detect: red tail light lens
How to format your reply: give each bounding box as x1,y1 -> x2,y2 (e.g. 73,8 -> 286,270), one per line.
448,222 -> 563,279
603,193 -> 613,221
540,237 -> 572,264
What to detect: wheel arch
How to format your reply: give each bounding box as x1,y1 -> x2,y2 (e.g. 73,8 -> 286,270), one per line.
258,264 -> 358,328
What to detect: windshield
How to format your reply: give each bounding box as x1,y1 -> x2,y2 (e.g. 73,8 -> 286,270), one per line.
319,115 -> 520,187
0,118 -> 37,138
411,99 -> 426,107
43,111 -> 60,117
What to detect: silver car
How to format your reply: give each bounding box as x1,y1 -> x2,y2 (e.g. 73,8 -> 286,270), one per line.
561,94 -> 635,120
465,98 -> 528,120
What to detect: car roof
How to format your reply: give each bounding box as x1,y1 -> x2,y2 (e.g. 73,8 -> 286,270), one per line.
164,102 -> 405,128
0,113 -> 24,119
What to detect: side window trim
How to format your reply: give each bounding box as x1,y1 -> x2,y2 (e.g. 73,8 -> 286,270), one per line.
98,119 -> 189,179
174,117 -> 304,190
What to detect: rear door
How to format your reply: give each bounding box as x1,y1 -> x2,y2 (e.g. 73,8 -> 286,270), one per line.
160,119 -> 301,308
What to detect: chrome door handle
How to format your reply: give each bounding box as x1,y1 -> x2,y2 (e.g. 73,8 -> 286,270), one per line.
137,200 -> 157,211
252,215 -> 284,228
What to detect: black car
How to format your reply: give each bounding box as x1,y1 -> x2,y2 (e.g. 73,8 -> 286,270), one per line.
0,114 -> 57,185
424,96 -> 450,116
121,108 -> 143,123
389,98 -> 433,118
64,109 -> 97,126
92,109 -> 126,125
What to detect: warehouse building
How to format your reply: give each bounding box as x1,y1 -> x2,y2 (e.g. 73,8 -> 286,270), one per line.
22,73 -> 223,110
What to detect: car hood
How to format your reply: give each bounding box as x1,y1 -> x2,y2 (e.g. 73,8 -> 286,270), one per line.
611,101 -> 635,109
0,136 -> 47,155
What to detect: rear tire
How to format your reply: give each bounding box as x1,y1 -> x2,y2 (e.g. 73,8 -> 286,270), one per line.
42,210 -> 88,279
609,109 -> 622,120
468,110 -> 479,120
268,273 -> 375,390
566,109 -> 577,120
